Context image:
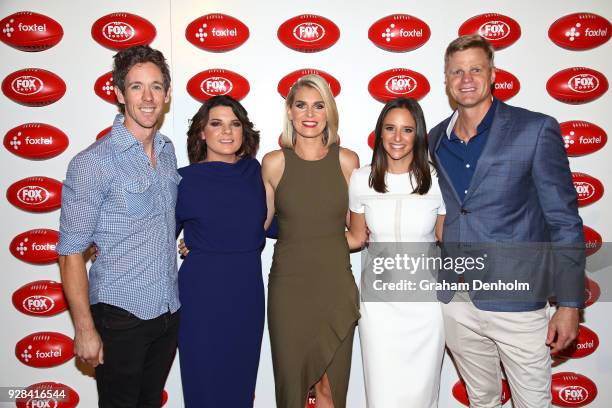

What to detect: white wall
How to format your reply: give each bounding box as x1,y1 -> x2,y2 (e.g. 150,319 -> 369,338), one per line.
1,0 -> 610,407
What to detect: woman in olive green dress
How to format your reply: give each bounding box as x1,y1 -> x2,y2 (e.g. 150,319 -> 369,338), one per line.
262,75 -> 362,408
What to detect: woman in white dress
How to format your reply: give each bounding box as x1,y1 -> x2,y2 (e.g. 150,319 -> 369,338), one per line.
346,98 -> 446,407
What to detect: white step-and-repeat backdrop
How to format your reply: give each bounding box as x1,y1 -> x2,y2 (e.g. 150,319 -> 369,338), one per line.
1,0 -> 610,406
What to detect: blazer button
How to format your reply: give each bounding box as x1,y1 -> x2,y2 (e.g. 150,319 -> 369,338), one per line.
460,208 -> 470,215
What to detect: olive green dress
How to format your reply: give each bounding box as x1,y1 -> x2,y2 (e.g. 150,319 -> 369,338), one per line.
268,144 -> 360,408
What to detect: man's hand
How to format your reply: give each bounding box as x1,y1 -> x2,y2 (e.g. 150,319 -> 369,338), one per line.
74,327 -> 104,367
546,307 -> 579,355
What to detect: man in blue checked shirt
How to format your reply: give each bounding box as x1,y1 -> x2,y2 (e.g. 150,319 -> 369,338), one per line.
58,45 -> 180,408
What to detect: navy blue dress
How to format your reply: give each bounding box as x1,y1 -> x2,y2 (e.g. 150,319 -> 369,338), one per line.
176,157 -> 266,407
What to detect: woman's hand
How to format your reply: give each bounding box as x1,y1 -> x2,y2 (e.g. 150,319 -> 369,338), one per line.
178,238 -> 190,257
346,211 -> 368,250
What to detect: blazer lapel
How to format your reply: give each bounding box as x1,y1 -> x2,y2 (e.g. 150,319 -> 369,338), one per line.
463,101 -> 513,202
432,117 -> 463,205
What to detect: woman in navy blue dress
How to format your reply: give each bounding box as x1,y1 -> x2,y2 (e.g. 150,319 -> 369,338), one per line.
176,96 -> 266,407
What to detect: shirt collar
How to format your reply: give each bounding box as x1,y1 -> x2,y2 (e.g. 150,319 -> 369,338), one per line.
445,97 -> 499,139
110,114 -> 167,156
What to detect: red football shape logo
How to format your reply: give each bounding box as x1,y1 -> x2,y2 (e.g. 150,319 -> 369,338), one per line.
547,67 -> 608,104
368,14 -> 430,52
551,372 -> 597,406
96,125 -> 112,140
1,11 -> 63,52
186,13 -> 249,51
277,14 -> 340,52
572,172 -> 603,206
162,389 -> 168,406
16,381 -> 79,408
452,378 -> 511,406
10,229 -> 58,264
583,225 -> 602,257
94,71 -> 117,104
584,277 -> 600,307
549,13 -> 611,51
91,12 -> 156,50
560,121 -> 607,156
493,68 -> 520,101
368,68 -> 430,102
368,131 -> 375,150
187,69 -> 250,101
4,123 -> 68,160
277,68 -> 341,98
558,325 -> 599,359
15,331 -> 74,368
2,68 -> 66,106
458,13 -> 521,50
7,176 -> 62,212
12,280 -> 67,317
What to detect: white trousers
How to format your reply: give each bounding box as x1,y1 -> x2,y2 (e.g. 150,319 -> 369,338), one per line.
359,301 -> 445,408
442,294 -> 551,408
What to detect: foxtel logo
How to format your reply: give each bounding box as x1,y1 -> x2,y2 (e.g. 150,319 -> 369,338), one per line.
30,242 -> 57,252
17,22 -> 48,32
34,348 -> 62,359
293,22 -> 325,42
585,27 -> 608,37
212,28 -> 238,37
394,28 -> 424,38
495,81 -> 514,90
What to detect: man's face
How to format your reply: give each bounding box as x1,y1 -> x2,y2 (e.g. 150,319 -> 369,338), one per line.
445,47 -> 495,109
115,62 -> 169,135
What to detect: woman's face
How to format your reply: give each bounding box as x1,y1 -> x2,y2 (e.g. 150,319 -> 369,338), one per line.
381,107 -> 416,164
287,86 -> 327,139
201,105 -> 243,163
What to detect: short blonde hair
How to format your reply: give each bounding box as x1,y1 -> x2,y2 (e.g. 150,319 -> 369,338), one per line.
444,34 -> 495,72
281,74 -> 339,148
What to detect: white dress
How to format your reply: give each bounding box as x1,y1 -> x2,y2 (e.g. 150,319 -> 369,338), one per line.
349,165 -> 446,408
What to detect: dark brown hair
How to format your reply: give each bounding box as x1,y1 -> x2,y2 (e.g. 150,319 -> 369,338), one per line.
369,98 -> 432,194
187,95 -> 260,163
112,45 -> 171,113
444,34 -> 495,72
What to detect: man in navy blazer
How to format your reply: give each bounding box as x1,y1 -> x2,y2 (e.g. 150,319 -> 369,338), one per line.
428,35 -> 585,407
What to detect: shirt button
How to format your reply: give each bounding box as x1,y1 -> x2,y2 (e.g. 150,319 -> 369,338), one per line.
465,164 -> 470,168
464,190 -> 468,194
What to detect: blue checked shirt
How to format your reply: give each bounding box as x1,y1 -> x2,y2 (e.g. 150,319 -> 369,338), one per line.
57,114 -> 180,320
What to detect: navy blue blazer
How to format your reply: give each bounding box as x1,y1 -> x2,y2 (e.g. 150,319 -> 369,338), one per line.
428,101 -> 585,311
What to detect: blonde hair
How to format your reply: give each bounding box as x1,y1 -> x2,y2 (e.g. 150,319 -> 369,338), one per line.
444,34 -> 495,72
281,74 -> 339,148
